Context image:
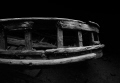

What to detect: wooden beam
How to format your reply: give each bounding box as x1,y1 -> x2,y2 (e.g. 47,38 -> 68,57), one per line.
57,27 -> 63,48
25,30 -> 32,50
46,44 -> 104,53
78,31 -> 83,46
0,44 -> 104,55
0,29 -> 6,49
60,21 -> 99,33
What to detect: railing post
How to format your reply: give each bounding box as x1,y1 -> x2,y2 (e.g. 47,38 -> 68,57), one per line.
23,21 -> 33,50
78,31 -> 83,46
25,29 -> 32,50
91,32 -> 95,45
91,32 -> 94,41
57,27 -> 63,48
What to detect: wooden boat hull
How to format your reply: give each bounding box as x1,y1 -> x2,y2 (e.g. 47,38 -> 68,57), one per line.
0,17 -> 104,66
0,44 -> 104,65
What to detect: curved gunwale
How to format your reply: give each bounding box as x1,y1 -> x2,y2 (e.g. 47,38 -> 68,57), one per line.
0,17 -> 84,23
0,17 -> 99,27
0,17 -> 99,33
0,53 -> 97,65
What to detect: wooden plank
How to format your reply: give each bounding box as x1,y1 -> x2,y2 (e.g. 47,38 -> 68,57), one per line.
4,21 -> 33,30
0,29 -> 6,49
57,27 -> 63,48
46,44 -> 104,53
0,44 -> 104,55
25,30 -> 32,50
78,31 -> 83,46
60,21 -> 99,33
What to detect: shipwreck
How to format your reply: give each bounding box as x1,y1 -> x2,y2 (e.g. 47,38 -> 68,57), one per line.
0,17 -> 104,66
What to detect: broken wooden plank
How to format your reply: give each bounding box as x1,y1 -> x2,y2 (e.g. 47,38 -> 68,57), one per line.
25,30 -> 32,50
78,31 -> 83,46
8,46 -> 18,50
7,37 -> 25,45
0,29 -> 6,49
57,27 -> 63,48
7,37 -> 56,48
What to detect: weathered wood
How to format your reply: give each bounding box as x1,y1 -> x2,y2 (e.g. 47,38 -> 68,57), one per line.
46,44 -> 104,53
0,53 -> 97,65
25,30 -> 32,50
60,21 -> 99,33
91,33 -> 101,45
0,17 -> 99,33
78,31 -> 83,46
7,37 -> 25,45
0,44 -> 104,55
7,37 -> 56,48
4,21 -> 33,30
57,27 -> 63,48
0,29 -> 6,49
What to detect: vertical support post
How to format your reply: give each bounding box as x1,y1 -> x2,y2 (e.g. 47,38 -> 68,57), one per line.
78,31 -> 83,46
57,27 -> 63,48
91,32 -> 94,42
25,30 -> 32,50
0,29 -> 6,49
91,32 -> 95,45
